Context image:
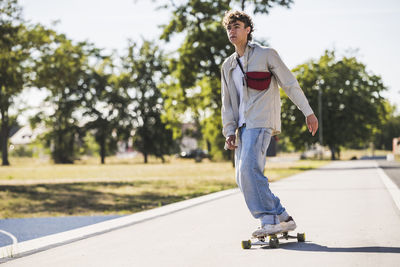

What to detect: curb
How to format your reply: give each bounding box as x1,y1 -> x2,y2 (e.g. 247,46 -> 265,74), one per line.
375,161 -> 400,211
0,188 -> 240,261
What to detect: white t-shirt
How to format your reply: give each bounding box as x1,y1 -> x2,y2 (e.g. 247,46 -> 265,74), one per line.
232,56 -> 246,128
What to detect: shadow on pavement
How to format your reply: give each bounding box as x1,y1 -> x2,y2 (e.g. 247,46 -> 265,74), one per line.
276,242 -> 400,253
0,181 -> 212,217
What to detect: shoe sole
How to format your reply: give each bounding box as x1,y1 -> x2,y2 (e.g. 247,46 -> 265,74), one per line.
281,223 -> 297,232
252,229 -> 283,238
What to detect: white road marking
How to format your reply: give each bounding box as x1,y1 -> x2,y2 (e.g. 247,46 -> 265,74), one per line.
0,230 -> 17,245
0,229 -> 18,259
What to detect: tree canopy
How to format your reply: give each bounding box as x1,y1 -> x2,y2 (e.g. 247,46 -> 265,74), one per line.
119,40 -> 176,163
0,0 -> 55,165
2,0 -> 397,165
158,0 -> 294,159
281,50 -> 387,159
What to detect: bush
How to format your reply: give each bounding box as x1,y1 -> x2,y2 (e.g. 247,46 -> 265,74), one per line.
9,145 -> 33,157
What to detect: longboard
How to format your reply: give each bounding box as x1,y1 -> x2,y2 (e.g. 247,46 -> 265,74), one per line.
241,231 -> 305,249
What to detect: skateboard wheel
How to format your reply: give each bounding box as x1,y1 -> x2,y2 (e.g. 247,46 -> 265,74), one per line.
242,240 -> 252,249
297,233 -> 306,242
269,234 -> 277,239
269,237 -> 279,248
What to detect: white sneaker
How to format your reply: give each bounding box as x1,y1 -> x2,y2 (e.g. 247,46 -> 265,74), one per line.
280,216 -> 297,232
252,223 -> 283,238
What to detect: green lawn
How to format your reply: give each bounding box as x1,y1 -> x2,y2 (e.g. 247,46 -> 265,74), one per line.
0,157 -> 328,218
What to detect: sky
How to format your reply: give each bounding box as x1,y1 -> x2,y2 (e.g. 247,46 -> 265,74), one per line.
15,0 -> 400,123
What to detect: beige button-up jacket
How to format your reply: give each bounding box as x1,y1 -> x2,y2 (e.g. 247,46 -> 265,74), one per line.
221,42 -> 314,138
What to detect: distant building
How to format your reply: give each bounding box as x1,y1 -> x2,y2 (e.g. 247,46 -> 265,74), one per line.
8,125 -> 21,138
393,137 -> 400,155
180,123 -> 198,154
9,125 -> 46,146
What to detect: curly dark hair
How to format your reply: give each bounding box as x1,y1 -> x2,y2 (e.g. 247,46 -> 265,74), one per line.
222,10 -> 254,41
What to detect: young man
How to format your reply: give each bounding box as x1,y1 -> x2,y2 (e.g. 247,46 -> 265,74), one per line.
221,10 -> 318,237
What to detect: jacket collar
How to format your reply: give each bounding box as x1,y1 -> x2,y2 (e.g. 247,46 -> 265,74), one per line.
229,41 -> 256,70
248,42 -> 256,48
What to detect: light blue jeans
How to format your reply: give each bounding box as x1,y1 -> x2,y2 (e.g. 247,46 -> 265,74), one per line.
235,126 -> 289,226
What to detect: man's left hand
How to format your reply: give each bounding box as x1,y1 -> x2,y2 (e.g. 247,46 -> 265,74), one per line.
306,114 -> 318,136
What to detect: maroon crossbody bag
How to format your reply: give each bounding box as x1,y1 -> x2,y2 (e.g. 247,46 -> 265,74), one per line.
236,57 -> 273,91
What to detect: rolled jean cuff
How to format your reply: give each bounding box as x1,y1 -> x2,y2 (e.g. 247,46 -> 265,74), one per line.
261,215 -> 280,225
278,211 -> 290,222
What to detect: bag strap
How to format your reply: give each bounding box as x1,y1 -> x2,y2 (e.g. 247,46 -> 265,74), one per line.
236,56 -> 273,76
236,57 -> 246,77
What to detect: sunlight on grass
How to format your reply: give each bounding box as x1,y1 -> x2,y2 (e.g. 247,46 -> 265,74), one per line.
0,157 -> 329,218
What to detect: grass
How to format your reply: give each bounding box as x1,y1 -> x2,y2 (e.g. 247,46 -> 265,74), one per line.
0,156 -> 328,218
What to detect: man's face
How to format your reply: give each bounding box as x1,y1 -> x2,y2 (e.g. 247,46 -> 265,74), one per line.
226,20 -> 250,45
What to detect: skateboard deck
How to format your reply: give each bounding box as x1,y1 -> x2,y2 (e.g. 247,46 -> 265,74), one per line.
241,231 -> 305,249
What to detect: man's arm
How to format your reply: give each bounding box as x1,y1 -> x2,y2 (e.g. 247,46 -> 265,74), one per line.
267,48 -> 313,117
221,66 -> 237,140
268,48 -> 318,135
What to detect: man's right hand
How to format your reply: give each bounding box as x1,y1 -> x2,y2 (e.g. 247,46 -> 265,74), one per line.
225,135 -> 237,150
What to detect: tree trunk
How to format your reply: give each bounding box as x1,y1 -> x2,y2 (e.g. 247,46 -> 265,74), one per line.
53,126 -> 63,163
329,145 -> 336,160
100,134 -> 106,164
1,108 -> 10,166
68,132 -> 75,163
58,132 -> 63,163
144,152 -> 148,164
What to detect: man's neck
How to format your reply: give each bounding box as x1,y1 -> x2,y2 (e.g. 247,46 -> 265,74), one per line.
235,41 -> 247,57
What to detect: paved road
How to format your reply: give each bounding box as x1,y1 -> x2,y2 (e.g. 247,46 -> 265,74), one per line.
377,160 -> 400,188
3,160 -> 400,266
0,215 -> 122,247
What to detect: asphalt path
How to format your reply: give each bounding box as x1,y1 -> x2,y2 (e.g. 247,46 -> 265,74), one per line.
377,160 -> 400,188
3,160 -> 400,266
0,215 -> 121,247
1,158 -> 397,250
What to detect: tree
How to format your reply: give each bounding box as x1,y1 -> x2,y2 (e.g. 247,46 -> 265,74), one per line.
0,0 -> 54,165
82,56 -> 132,164
119,40 -> 175,163
281,50 -> 387,159
32,34 -> 98,163
374,102 -> 400,150
157,0 -> 294,160
378,115 -> 400,150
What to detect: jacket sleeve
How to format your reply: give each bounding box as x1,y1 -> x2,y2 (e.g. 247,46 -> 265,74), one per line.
221,67 -> 237,138
267,48 -> 314,117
